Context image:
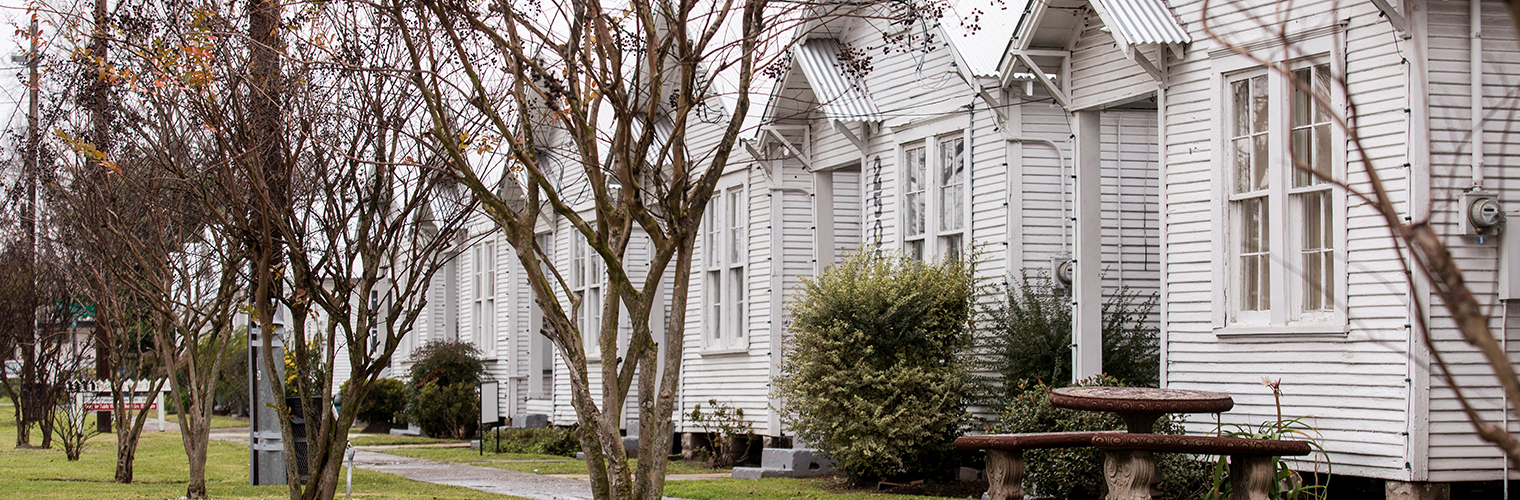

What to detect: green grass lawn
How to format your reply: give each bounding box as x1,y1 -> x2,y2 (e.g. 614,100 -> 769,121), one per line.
347,433 -> 467,446
0,404 -> 525,499
664,478 -> 976,500
384,446 -> 728,475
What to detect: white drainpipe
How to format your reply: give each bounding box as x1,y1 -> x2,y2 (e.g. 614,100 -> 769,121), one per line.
1470,0 -> 1484,188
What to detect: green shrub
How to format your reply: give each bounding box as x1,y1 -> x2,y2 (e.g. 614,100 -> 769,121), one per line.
408,340 -> 487,387
407,340 -> 487,439
775,249 -> 977,483
341,377 -> 407,425
978,272 -> 1159,402
481,426 -> 581,457
993,376 -> 1211,499
415,381 -> 478,439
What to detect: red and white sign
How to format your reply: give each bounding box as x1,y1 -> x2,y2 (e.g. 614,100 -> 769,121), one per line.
82,395 -> 157,412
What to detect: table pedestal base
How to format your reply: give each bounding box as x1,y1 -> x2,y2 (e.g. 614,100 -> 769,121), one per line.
986,449 -> 1025,500
1102,449 -> 1157,500
1228,455 -> 1275,500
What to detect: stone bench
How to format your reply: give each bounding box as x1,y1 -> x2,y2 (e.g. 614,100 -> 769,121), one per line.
1091,434 -> 1312,500
955,432 -> 1312,500
953,431 -> 1124,500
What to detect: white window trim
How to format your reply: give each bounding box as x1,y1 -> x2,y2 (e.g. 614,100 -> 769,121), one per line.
1209,26 -> 1349,336
528,231 -> 554,399
472,239 -> 499,358
895,121 -> 971,261
702,182 -> 749,353
571,232 -> 605,360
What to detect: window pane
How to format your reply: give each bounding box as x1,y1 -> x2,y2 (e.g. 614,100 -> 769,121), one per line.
1313,123 -> 1332,184
1252,135 -> 1268,191
1232,80 -> 1250,137
728,190 -> 744,264
1313,64 -> 1332,124
1238,196 -> 1269,312
942,234 -> 962,261
1292,68 -> 1310,128
708,271 -> 721,340
706,198 -> 720,267
905,147 -> 926,238
1298,190 -> 1333,313
729,268 -> 744,341
907,192 -> 924,237
1233,138 -> 1252,194
1292,128 -> 1311,187
1251,75 -> 1268,133
940,183 -> 963,232
939,137 -> 965,233
906,240 -> 924,261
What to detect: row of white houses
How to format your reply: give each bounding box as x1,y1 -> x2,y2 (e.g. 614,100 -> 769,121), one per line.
341,0 -> 1519,490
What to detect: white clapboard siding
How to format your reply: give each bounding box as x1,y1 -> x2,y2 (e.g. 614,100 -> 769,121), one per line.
1157,0 -> 1418,481
1423,0 -> 1520,481
1068,14 -> 1157,111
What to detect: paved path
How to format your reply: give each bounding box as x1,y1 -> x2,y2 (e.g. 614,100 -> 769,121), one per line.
210,428 -> 701,500
354,449 -> 607,500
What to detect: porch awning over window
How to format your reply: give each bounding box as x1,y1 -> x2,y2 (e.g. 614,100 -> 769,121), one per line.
1092,0 -> 1192,46
792,38 -> 883,123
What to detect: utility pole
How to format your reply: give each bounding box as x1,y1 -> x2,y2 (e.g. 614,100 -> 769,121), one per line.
15,12 -> 41,440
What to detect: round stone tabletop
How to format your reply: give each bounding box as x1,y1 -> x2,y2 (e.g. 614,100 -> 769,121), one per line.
1049,387 -> 1234,415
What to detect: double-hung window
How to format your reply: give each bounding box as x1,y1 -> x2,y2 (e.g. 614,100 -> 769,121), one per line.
571,234 -> 604,359
529,232 -> 554,398
901,133 -> 967,261
1217,51 -> 1345,333
472,241 -> 497,357
703,186 -> 747,351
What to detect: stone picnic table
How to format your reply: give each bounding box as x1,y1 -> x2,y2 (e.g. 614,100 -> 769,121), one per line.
956,387 -> 1311,500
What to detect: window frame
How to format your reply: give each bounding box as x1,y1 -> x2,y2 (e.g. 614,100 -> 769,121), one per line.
896,121 -> 970,262
528,231 -> 555,399
472,239 -> 498,358
702,183 -> 749,353
1210,29 -> 1348,336
571,233 -> 604,360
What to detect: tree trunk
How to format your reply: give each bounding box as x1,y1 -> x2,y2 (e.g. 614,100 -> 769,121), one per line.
184,430 -> 208,500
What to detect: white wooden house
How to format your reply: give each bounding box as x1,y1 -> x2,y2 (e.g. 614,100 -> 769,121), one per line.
1009,0 -> 1520,490
667,2 -> 1168,438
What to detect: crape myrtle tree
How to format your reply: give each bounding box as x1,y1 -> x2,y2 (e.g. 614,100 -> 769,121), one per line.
45,0 -> 177,482
385,0 -> 903,497
78,1 -> 479,498
1198,0 -> 1520,467
268,5 -> 478,498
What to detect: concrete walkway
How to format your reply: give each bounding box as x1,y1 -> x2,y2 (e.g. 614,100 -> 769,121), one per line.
354,449 -> 606,500
209,428 -> 699,500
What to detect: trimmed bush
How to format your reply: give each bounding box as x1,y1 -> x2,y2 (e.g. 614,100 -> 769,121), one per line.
341,377 -> 407,429
407,340 -> 487,439
993,376 -> 1211,499
414,381 -> 478,439
978,272 -> 1159,403
775,249 -> 977,483
481,426 -> 580,457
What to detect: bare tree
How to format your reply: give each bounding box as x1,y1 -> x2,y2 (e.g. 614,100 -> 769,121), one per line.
263,7 -> 478,497
384,0 -> 881,497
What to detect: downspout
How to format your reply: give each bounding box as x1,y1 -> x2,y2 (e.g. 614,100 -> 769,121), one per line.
968,100 -> 976,252
1470,0 -> 1484,188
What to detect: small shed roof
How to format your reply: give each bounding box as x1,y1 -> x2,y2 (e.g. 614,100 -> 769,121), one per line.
791,38 -> 883,122
1091,0 -> 1192,46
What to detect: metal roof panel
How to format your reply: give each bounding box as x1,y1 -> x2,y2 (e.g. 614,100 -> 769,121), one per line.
791,38 -> 883,122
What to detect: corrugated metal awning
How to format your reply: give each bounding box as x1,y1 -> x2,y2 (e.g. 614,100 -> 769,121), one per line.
1092,0 -> 1191,46
791,38 -> 883,122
